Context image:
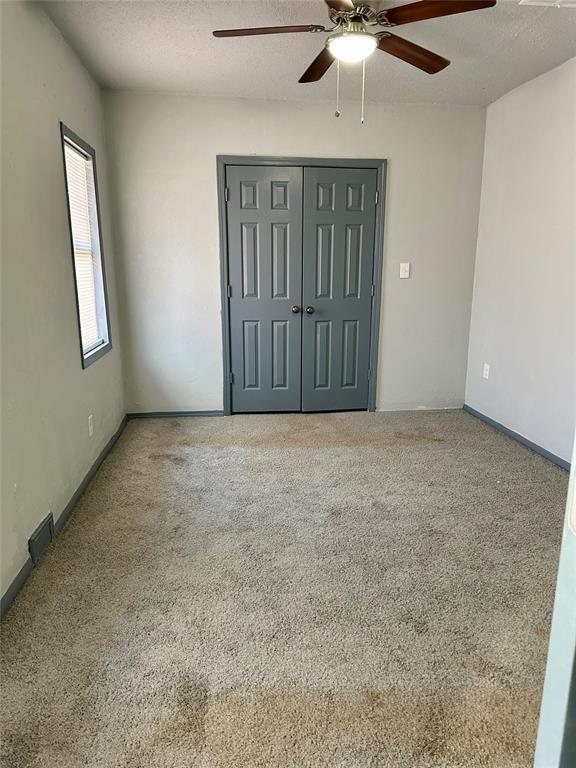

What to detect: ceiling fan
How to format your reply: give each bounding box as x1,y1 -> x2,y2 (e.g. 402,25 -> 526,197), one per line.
213,1 -> 497,82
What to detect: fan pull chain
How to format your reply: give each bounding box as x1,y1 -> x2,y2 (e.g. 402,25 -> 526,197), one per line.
335,59 -> 341,118
361,59 -> 366,125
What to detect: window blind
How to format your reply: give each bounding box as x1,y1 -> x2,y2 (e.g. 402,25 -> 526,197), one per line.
64,143 -> 101,353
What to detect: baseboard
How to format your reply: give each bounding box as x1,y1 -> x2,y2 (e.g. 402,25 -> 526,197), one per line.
1,415 -> 128,620
126,410 -> 224,419
463,405 -> 570,471
377,405 -> 463,412
0,558 -> 34,619
53,415 -> 128,536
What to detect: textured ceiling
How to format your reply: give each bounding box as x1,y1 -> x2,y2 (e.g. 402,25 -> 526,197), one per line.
41,0 -> 576,105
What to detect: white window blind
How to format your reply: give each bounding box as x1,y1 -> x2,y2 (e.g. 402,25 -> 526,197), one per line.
63,140 -> 106,356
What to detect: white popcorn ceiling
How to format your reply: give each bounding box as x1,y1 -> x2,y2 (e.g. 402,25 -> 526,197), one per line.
41,0 -> 576,105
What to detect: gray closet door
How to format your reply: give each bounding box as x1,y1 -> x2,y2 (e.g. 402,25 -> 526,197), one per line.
227,166 -> 303,412
301,167 -> 377,412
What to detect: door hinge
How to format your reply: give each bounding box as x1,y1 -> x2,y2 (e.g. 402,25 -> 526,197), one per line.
367,368 -> 371,381
229,372 -> 234,384
371,284 -> 375,297
375,190 -> 379,206
225,187 -> 230,202
227,285 -> 232,298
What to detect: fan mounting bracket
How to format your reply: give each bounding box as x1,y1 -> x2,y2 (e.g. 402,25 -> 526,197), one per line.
327,6 -> 396,28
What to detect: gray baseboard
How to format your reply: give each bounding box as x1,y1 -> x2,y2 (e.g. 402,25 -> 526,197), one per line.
126,410 -> 224,419
1,415 -> 128,620
463,405 -> 570,471
0,558 -> 34,619
53,415 -> 128,535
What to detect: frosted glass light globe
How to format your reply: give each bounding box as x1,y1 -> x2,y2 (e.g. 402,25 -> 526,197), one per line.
328,32 -> 377,63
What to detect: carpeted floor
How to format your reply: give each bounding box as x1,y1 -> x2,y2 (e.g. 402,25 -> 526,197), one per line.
0,410 -> 568,768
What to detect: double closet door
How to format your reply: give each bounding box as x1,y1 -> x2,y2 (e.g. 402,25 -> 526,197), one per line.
226,164 -> 377,413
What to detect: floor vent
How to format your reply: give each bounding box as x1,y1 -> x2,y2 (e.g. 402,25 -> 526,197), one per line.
28,513 -> 55,565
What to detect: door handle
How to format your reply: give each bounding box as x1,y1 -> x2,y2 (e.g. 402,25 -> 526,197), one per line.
291,305 -> 301,314
305,306 -> 315,315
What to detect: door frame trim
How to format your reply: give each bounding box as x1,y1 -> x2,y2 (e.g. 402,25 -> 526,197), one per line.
217,155 -> 387,416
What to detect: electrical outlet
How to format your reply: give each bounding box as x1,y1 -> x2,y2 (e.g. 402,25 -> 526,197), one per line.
88,414 -> 94,437
483,363 -> 490,380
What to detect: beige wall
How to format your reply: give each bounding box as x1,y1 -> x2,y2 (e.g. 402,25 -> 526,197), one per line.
1,2 -> 124,593
466,57 -> 576,463
104,93 -> 486,414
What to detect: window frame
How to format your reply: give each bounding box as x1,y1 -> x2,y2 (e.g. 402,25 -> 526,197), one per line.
60,122 -> 112,369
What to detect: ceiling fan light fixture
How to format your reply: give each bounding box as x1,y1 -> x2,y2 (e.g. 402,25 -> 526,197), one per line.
214,1 -> 499,83
327,30 -> 377,63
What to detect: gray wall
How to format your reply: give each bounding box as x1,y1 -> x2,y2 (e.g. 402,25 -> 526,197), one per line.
1,1 -> 125,594
466,57 -> 576,463
535,437 -> 576,767
104,93 -> 486,414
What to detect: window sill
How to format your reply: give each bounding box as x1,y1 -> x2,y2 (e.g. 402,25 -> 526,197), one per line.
82,341 -> 112,369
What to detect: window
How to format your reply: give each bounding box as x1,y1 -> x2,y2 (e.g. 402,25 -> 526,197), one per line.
61,124 -> 111,367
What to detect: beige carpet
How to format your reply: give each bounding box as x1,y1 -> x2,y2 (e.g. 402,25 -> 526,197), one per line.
0,410 -> 568,768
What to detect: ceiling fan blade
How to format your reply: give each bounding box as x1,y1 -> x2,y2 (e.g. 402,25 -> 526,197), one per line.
385,1 -> 496,27
299,48 -> 335,83
213,25 -> 325,38
324,0 -> 356,10
377,33 -> 449,74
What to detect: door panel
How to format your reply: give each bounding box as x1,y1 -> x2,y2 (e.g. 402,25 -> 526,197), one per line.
227,166 -> 303,412
301,167 -> 377,412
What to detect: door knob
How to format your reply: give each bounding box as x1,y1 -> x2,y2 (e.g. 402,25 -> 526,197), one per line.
305,306 -> 315,315
291,305 -> 301,314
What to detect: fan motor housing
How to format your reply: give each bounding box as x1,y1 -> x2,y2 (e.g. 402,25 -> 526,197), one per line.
328,19 -> 372,44
328,5 -> 395,28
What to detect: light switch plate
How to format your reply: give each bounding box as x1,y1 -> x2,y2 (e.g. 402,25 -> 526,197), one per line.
399,262 -> 410,279
483,363 -> 490,380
